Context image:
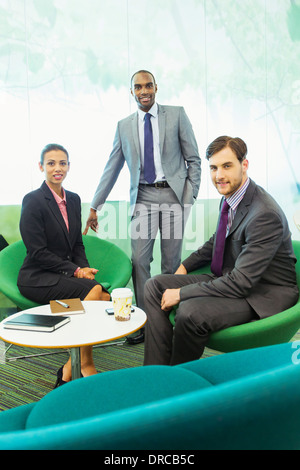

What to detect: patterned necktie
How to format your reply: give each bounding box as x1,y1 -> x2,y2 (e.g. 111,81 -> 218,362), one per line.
144,113 -> 156,184
211,199 -> 230,277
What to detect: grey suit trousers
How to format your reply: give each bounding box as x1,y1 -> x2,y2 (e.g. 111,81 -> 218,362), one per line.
143,273 -> 257,365
131,185 -> 191,310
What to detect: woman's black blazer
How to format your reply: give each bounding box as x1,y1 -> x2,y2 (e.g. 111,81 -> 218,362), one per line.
17,181 -> 89,288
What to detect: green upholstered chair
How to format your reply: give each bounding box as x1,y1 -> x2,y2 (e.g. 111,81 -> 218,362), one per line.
0,235 -> 132,311
82,235 -> 132,294
0,342 -> 299,449
169,240 -> 300,352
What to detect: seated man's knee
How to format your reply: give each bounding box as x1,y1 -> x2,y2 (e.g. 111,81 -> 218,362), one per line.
144,276 -> 158,299
144,274 -> 170,305
144,278 -> 151,298
175,299 -> 217,336
175,302 -> 195,324
175,300 -> 207,331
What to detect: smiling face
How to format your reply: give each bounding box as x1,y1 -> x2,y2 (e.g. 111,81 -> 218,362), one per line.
209,146 -> 249,198
131,71 -> 157,112
39,149 -> 70,194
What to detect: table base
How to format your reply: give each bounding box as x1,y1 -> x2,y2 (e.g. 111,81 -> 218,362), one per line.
70,348 -> 81,380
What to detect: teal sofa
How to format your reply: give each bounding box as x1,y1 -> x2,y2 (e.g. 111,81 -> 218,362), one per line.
0,342 -> 300,450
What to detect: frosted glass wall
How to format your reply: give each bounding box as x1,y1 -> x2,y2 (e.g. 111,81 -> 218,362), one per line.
1,0 -> 300,238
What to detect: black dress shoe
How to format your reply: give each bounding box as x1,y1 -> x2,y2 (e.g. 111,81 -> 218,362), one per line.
54,366 -> 84,388
126,330 -> 145,345
54,366 -> 68,388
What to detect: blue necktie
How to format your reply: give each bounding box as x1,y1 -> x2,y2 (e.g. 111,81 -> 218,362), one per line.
211,199 -> 230,277
144,113 -> 156,184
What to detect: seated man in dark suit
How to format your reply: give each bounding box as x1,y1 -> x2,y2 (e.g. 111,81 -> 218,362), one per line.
144,135 -> 299,366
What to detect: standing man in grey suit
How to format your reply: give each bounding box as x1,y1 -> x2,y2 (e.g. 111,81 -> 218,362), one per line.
84,70 -> 201,328
144,135 -> 299,365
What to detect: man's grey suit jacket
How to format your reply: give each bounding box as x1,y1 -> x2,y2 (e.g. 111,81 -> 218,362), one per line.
91,104 -> 201,214
181,179 -> 299,318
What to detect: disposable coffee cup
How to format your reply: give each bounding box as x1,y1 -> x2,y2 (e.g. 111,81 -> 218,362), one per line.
111,288 -> 133,321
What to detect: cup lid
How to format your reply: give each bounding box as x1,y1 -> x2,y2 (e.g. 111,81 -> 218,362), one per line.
111,288 -> 133,297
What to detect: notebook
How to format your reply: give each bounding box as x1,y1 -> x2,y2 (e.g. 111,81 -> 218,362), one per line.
49,298 -> 85,315
3,313 -> 70,332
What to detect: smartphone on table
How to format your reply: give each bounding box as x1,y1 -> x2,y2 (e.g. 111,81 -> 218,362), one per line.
105,307 -> 135,315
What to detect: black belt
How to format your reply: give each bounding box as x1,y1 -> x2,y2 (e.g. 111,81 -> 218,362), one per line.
139,181 -> 170,188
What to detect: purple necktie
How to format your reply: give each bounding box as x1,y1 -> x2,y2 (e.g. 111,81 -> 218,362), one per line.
144,113 -> 156,184
211,199 -> 230,277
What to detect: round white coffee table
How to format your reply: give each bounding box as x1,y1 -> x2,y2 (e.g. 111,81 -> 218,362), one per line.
0,301 -> 147,380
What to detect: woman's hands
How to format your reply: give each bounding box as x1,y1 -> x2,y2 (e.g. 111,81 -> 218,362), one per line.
75,267 -> 98,280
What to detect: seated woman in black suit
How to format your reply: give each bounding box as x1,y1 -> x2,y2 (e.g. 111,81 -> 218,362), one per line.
17,143 -> 110,387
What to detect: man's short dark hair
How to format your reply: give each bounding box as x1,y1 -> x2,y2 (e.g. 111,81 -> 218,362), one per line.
130,70 -> 156,87
40,143 -> 69,164
206,136 -> 248,162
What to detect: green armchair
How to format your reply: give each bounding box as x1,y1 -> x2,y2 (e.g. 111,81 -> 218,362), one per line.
169,240 -> 300,352
0,235 -> 132,310
0,342 -> 299,449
